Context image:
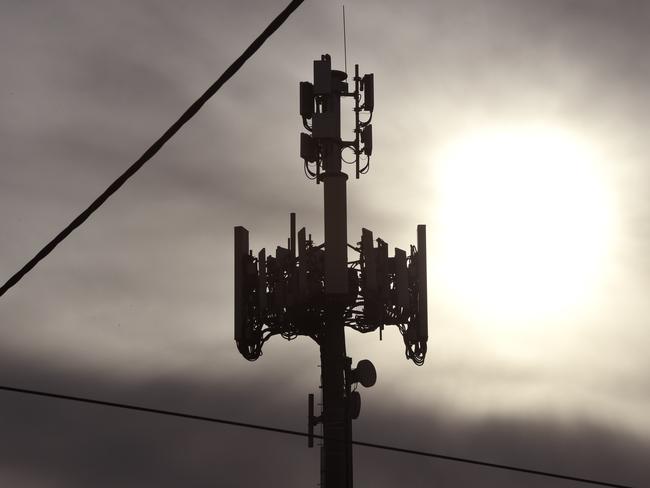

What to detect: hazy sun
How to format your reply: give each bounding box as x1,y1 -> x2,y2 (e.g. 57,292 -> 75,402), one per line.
432,125 -> 614,324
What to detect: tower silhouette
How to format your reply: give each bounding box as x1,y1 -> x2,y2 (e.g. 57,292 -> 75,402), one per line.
235,54 -> 428,487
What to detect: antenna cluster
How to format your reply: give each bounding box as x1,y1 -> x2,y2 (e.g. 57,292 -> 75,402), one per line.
234,215 -> 427,364
300,55 -> 374,180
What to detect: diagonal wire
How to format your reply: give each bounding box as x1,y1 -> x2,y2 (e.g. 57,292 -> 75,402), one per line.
0,0 -> 305,298
0,384 -> 634,488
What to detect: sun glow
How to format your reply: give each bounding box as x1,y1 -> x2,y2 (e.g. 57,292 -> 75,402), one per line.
432,125 -> 614,324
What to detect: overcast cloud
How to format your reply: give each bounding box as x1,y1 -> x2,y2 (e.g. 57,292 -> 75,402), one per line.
1,0 -> 649,486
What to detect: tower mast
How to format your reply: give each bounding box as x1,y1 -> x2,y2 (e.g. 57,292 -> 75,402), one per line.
234,54 -> 427,488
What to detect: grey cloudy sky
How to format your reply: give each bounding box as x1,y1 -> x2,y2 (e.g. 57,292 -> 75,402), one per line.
1,0 -> 649,486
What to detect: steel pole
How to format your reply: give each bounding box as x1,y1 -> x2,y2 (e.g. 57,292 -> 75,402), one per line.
320,121 -> 352,486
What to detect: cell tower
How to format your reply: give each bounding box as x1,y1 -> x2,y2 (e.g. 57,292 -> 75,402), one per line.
234,54 -> 428,487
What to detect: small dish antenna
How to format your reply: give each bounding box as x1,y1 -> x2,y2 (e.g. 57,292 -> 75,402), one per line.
351,359 -> 377,388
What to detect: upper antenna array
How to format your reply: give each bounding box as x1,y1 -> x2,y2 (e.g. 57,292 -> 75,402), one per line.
343,5 -> 348,74
299,54 -> 374,180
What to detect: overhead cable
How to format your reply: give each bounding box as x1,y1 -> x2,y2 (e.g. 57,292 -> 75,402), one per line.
0,384 -> 634,488
0,0 -> 305,298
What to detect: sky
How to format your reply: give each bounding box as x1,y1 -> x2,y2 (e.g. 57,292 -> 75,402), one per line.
1,0 -> 649,486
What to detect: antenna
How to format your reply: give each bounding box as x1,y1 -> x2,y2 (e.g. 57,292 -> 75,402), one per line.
342,5 -> 348,73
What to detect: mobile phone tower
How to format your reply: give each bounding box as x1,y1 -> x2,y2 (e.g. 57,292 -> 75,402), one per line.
234,54 -> 428,487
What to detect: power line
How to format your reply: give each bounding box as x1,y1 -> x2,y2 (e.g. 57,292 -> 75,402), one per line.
0,0 -> 305,298
351,440 -> 633,488
0,384 -> 634,488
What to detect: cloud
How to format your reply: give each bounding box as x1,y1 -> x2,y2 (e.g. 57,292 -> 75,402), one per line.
0,351 -> 646,487
1,2 -> 649,486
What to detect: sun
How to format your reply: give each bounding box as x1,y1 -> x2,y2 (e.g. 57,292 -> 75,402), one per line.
431,125 -> 615,325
